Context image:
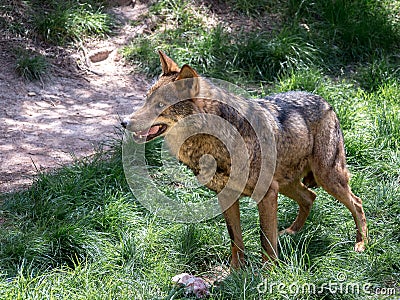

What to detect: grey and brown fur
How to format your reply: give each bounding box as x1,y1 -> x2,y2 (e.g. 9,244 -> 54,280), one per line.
122,51 -> 368,269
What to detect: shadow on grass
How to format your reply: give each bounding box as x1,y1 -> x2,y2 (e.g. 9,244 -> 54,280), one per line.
123,0 -> 400,84
0,143 -> 137,275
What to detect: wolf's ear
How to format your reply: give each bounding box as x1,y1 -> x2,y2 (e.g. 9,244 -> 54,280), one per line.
175,64 -> 200,101
159,50 -> 180,75
177,64 -> 199,80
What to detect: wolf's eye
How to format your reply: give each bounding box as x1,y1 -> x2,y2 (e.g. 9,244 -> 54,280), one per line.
158,102 -> 165,108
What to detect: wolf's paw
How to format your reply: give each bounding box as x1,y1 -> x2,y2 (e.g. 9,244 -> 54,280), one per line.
354,241 -> 365,252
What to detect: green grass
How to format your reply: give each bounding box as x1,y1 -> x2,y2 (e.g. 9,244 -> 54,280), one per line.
33,1 -> 113,44
1,0 -> 400,299
15,49 -> 49,81
227,0 -> 270,15
123,23 -> 321,83
3,1 -> 115,80
286,0 -> 399,63
1,80 -> 399,298
1,0 -> 113,45
123,0 -> 400,84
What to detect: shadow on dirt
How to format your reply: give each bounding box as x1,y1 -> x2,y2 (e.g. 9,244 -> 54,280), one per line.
0,2 -> 151,193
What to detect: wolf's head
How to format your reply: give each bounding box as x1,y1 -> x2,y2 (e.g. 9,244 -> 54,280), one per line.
122,51 -> 202,143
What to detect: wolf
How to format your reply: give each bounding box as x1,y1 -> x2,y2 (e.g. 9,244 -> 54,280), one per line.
121,51 -> 368,269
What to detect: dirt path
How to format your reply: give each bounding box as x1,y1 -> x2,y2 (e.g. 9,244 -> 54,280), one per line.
0,3 -> 150,193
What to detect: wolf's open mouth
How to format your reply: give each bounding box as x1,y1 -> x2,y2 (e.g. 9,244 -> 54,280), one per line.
133,124 -> 168,142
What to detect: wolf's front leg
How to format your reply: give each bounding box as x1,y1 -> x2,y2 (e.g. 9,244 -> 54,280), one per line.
257,181 -> 279,265
221,199 -> 244,269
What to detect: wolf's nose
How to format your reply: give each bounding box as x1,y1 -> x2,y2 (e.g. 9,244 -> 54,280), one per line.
121,120 -> 128,128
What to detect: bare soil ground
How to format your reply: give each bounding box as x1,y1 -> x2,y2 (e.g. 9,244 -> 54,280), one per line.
0,1 -> 277,194
0,3 -> 150,193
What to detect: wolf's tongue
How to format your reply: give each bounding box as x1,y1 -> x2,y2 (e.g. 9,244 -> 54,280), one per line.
148,125 -> 160,135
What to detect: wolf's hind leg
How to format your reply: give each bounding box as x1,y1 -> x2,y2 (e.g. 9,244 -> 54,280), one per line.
279,181 -> 316,235
311,119 -> 368,252
313,169 -> 368,252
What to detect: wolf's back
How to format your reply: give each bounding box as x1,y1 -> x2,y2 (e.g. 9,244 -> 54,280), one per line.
261,91 -> 334,127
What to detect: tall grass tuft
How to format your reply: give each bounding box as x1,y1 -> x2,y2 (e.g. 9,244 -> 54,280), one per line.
15,49 -> 49,81
34,1 -> 112,44
229,30 -> 321,81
